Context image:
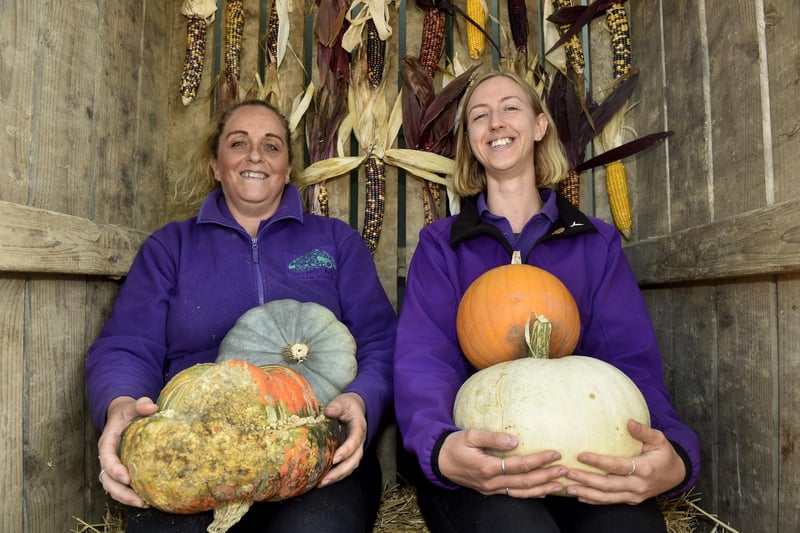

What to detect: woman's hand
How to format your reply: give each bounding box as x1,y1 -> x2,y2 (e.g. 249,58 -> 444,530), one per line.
438,429 -> 567,498
97,396 -> 158,508
564,419 -> 687,504
318,392 -> 368,488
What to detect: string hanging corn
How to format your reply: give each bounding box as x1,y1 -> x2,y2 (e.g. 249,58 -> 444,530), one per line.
416,5 -> 446,224
265,0 -> 279,64
551,0 -> 584,77
362,155 -> 386,253
418,7 -> 446,78
366,18 -> 386,88
466,0 -> 486,59
180,15 -> 207,106
605,2 -> 633,238
179,0 -> 216,106
225,0 -> 244,82
506,0 -> 529,60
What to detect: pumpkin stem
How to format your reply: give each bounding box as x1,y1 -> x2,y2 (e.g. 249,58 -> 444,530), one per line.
524,313 -> 551,359
282,343 -> 310,364
208,500 -> 252,532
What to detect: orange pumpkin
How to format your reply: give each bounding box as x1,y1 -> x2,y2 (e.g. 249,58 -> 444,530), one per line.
456,251 -> 580,369
120,360 -> 344,532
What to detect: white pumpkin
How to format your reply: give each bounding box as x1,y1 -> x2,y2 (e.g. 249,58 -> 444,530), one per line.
216,299 -> 357,405
453,353 -> 650,494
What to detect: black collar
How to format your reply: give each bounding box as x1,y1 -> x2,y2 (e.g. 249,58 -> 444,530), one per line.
450,190 -> 597,254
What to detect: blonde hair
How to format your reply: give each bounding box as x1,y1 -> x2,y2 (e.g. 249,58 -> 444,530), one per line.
453,70 -> 569,197
173,100 -> 293,210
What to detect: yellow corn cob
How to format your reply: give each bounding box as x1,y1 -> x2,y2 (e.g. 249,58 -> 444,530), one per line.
608,3 -> 632,79
466,0 -> 486,59
265,0 -> 279,64
225,0 -> 244,81
366,18 -> 386,88
605,161 -> 632,239
180,15 -> 207,106
559,169 -> 580,207
552,0 -> 584,76
361,156 -> 386,253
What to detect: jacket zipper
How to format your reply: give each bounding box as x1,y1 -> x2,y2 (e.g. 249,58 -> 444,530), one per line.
251,237 -> 265,305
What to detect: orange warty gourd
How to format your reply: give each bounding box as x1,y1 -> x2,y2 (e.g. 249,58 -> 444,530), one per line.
456,251 -> 581,369
120,359 -> 344,533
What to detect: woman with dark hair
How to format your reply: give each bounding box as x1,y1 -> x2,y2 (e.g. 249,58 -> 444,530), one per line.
87,100 -> 396,532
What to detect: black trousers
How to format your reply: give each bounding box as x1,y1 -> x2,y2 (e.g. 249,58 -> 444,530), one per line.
414,472 -> 667,533
125,447 -> 382,533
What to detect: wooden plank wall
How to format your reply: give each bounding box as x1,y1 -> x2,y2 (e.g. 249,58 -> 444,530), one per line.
3,0 -> 798,531
0,1 -> 171,531
624,1 -> 800,531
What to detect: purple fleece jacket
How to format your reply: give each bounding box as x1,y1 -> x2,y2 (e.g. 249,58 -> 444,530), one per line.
86,184 -> 396,446
394,189 -> 700,496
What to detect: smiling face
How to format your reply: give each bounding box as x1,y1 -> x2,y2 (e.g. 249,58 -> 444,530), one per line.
209,104 -> 292,222
464,75 -> 548,182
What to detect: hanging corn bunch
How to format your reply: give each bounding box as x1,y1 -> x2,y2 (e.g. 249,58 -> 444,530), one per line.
551,0 -> 585,78
341,1 -> 394,88
603,2 -> 633,238
225,0 -> 244,82
506,0 -> 529,63
550,0 -> 584,205
179,0 -> 217,106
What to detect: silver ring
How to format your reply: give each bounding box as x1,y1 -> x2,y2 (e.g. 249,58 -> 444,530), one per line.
500,457 -> 506,475
627,459 -> 637,476
99,469 -> 106,483
505,487 -> 509,496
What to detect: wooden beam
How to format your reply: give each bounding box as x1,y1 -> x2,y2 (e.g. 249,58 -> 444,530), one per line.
625,198 -> 800,285
0,201 -> 148,277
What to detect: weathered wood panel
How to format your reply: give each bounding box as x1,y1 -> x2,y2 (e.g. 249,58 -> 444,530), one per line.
27,278 -> 88,532
0,201 -> 149,276
715,280 -> 777,532
658,0 -> 712,232
0,275 -> 25,533
628,1 -> 671,239
777,275 -> 800,529
706,0 -> 765,218
624,197 -> 800,285
765,0 -> 800,204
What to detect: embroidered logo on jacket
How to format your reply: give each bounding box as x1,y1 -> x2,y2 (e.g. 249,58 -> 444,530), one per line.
288,248 -> 337,280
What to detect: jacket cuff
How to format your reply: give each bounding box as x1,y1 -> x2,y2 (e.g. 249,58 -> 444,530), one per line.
663,440 -> 693,496
431,430 -> 460,487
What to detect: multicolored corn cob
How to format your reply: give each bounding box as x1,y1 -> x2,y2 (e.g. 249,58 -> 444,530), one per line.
225,0 -> 244,82
366,18 -> 386,88
418,7 -> 446,78
361,156 -> 386,253
180,15 -> 207,106
507,0 -> 529,59
265,0 -> 279,64
552,0 -> 584,77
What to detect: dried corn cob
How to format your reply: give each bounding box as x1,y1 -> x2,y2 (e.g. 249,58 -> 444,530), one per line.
507,0 -> 529,59
559,169 -> 580,207
225,0 -> 244,82
604,161 -> 632,239
361,156 -> 386,253
552,0 -> 584,76
466,0 -> 486,59
417,6 -> 446,224
418,7 -> 446,78
180,15 -> 207,106
606,3 -> 633,238
366,18 -> 386,88
265,0 -> 279,64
